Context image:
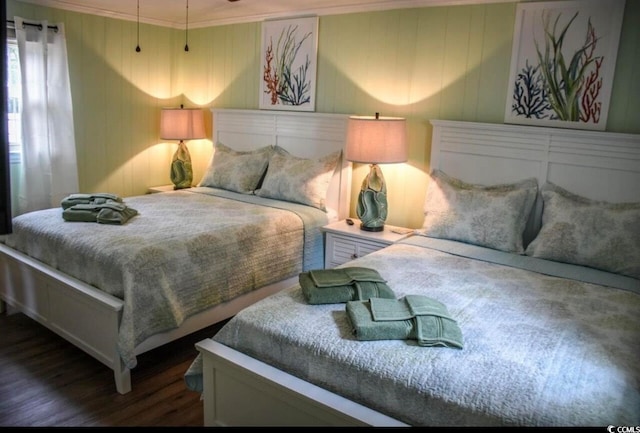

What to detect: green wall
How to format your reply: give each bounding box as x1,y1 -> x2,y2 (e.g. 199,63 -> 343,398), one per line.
7,0 -> 640,228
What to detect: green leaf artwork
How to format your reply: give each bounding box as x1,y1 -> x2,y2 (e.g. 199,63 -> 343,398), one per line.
263,24 -> 313,107
512,9 -> 603,124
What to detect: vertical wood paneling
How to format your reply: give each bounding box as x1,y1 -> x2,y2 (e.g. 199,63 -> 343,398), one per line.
231,23 -> 259,109
460,5 -> 486,121
395,9 -> 419,112
219,24 -> 234,107
180,27 -> 206,102
439,7 -> 473,120
475,2 -> 516,123
117,21 -> 132,197
221,25 -> 239,107
104,19 -> 125,195
608,0 -> 640,133
317,14 -> 366,114
247,24 -> 262,108
207,25 -> 227,105
314,17 -> 334,113
6,0 -> 640,227
408,8 -> 447,119
81,15 -> 108,192
398,9 -> 439,228
129,23 -> 162,191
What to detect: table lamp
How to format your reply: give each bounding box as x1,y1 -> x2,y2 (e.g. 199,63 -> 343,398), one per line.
160,105 -> 206,189
345,113 -> 408,232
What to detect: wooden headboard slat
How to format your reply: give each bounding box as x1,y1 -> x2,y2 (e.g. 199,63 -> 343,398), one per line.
430,119 -> 640,245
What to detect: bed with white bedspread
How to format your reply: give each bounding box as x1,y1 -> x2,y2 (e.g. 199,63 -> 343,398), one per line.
0,109 -> 352,394
188,119 -> 640,426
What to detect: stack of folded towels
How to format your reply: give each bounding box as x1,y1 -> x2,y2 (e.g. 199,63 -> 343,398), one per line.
299,266 -> 463,349
299,267 -> 396,304
60,193 -> 138,225
346,295 -> 463,349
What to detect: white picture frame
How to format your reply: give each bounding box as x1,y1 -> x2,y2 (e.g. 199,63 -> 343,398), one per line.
259,16 -> 318,112
504,0 -> 625,131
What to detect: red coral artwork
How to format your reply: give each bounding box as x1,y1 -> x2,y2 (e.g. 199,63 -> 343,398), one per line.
259,17 -> 318,112
504,0 -> 624,131
579,23 -> 603,124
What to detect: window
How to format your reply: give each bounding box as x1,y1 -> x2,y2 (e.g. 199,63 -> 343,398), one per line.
6,38 -> 22,164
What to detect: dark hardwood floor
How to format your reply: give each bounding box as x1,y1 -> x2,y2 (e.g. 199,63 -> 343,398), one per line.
0,311 -> 228,427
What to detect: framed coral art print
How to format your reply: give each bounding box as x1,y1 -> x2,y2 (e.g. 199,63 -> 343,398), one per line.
504,0 -> 625,131
260,16 -> 318,112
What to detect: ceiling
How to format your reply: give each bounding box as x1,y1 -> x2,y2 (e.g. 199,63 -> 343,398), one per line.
15,0 -> 516,28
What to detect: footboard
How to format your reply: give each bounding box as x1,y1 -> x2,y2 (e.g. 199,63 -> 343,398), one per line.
195,339 -> 408,427
0,243 -> 132,394
1,242 -> 300,395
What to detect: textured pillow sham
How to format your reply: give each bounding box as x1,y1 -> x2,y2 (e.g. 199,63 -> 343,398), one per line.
256,147 -> 341,211
198,143 -> 273,194
415,169 -> 538,254
525,182 -> 640,279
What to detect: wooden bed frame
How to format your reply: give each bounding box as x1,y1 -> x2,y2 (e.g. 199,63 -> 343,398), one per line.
194,119 -> 640,426
0,108 -> 352,395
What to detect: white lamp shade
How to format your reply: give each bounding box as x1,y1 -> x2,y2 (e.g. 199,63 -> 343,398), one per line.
160,108 -> 206,140
345,115 -> 408,164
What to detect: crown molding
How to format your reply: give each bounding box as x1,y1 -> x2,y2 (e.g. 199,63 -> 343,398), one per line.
13,0 -> 515,29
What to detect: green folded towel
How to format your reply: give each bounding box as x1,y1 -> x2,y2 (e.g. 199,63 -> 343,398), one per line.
97,204 -> 138,224
346,295 -> 463,349
62,201 -> 138,225
299,267 -> 395,304
309,267 -> 388,287
370,295 -> 454,321
61,193 -> 123,209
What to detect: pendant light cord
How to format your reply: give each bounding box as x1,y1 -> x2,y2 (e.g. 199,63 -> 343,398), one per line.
135,0 -> 141,52
184,0 -> 189,52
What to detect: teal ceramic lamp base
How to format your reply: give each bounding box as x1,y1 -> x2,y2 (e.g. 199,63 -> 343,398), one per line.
170,140 -> 193,189
356,164 -> 388,232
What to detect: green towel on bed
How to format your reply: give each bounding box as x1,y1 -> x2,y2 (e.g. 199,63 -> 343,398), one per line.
346,295 -> 463,349
61,193 -> 123,209
299,267 -> 396,304
62,201 -> 138,225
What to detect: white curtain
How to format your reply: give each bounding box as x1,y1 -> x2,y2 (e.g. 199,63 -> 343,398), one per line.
13,16 -> 78,216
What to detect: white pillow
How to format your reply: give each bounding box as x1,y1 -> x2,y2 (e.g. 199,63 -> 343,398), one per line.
256,147 -> 341,211
198,143 -> 273,194
415,169 -> 538,254
526,183 -> 640,279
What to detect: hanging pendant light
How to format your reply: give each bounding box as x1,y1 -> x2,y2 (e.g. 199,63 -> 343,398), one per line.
184,0 -> 190,52
135,0 -> 141,52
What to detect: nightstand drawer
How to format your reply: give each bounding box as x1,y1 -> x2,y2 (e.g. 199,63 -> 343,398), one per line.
321,219 -> 412,269
326,233 -> 388,268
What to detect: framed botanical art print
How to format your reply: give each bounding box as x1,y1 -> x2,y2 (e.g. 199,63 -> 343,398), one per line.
260,16 -> 319,112
504,0 -> 625,130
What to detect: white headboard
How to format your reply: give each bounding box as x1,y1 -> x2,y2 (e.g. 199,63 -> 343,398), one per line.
211,108 -> 352,221
429,119 -> 640,243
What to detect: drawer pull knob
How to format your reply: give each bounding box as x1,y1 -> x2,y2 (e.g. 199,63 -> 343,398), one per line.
351,254 -> 358,259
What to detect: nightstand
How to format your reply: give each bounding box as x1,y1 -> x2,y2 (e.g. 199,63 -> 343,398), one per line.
148,185 -> 182,193
321,219 -> 413,269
